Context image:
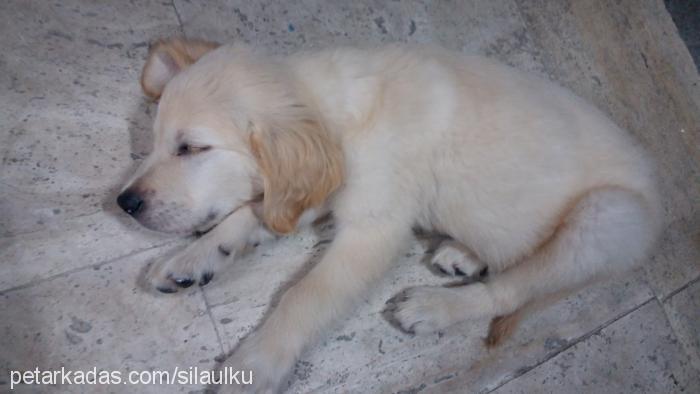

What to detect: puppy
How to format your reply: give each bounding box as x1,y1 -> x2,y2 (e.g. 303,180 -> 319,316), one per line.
118,38 -> 661,392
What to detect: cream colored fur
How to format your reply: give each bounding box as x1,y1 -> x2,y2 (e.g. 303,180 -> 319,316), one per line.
119,38 -> 662,393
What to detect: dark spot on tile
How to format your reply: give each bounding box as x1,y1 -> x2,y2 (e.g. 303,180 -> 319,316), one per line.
214,354 -> 226,363
335,332 -> 356,341
65,330 -> 83,345
220,318 -> 233,325
46,29 -> 73,41
69,316 -> 92,333
374,16 -> 388,34
397,383 -> 427,394
640,52 -> 649,69
233,8 -> 254,30
293,360 -> 313,381
85,38 -> 124,50
544,336 -> 567,351
433,374 -> 455,384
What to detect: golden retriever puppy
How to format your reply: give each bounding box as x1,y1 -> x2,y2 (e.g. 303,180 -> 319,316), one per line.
117,38 -> 661,393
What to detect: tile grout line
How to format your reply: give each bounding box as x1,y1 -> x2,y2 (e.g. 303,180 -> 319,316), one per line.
485,296 -> 656,393
201,287 -> 227,357
657,276 -> 700,375
660,273 -> 700,303
169,0 -> 186,37
0,240 -> 180,296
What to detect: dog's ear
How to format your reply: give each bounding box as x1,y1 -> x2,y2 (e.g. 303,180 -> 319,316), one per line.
140,37 -> 219,99
249,113 -> 344,234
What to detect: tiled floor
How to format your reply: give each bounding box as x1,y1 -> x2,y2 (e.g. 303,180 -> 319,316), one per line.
1,0 -> 698,393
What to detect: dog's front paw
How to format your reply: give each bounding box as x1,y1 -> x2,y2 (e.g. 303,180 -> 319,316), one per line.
146,241 -> 233,293
218,333 -> 295,394
387,286 -> 457,334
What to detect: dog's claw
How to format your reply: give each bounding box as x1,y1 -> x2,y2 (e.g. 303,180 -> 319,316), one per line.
217,245 -> 231,257
200,272 -> 214,286
480,267 -> 489,277
157,286 -> 177,294
174,277 -> 195,288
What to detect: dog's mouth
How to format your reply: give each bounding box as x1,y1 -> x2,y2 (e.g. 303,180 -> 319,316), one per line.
192,208 -> 229,237
191,200 -> 255,237
192,214 -> 219,237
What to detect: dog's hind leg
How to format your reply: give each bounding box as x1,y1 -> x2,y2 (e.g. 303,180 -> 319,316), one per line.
430,239 -> 487,278
389,187 -> 660,335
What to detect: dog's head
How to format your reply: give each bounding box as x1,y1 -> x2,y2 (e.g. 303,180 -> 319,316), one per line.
118,38 -> 343,235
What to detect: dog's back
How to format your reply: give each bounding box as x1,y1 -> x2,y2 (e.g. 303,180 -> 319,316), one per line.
288,46 -> 660,269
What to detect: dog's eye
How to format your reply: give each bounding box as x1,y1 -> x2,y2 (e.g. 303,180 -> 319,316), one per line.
177,143 -> 191,156
176,143 -> 211,156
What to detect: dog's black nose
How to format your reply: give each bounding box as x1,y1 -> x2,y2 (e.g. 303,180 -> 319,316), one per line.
117,190 -> 144,216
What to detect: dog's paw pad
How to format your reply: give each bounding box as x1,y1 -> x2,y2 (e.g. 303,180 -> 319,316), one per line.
173,277 -> 195,288
152,270 -> 215,293
199,271 -> 214,286
156,286 -> 177,294
145,243 -> 226,294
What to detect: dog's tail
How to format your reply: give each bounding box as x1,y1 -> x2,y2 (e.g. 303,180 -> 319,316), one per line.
484,289 -> 573,348
484,306 -> 527,348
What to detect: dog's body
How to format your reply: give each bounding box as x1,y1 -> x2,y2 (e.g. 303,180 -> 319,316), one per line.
118,39 -> 661,392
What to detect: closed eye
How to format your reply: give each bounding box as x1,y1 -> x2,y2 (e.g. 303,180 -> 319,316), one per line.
176,143 -> 212,156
